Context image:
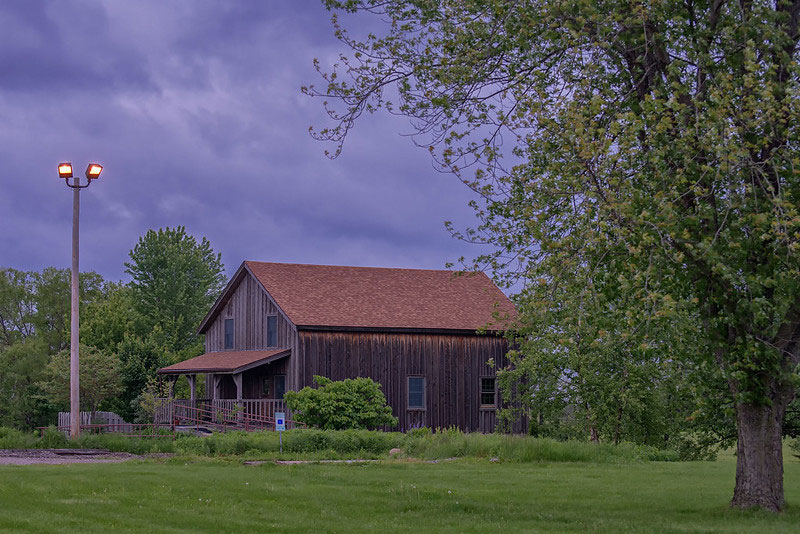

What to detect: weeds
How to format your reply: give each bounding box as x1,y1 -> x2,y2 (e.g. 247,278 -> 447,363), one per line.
0,425 -> 678,462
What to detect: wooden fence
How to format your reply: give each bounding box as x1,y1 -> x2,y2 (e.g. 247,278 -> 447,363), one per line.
57,411 -> 132,434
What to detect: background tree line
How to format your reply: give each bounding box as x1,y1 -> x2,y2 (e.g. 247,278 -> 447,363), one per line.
0,226 -> 225,427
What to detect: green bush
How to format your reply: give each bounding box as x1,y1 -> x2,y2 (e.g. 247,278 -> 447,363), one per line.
284,376 -> 398,430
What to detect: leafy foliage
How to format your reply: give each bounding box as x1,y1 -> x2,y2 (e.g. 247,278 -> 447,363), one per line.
0,268 -> 36,346
125,226 -> 225,354
80,283 -> 140,353
310,0 -> 800,509
0,339 -> 53,428
0,267 -> 105,353
0,227 -> 224,429
0,268 -> 108,428
285,375 -> 398,430
40,345 -> 122,417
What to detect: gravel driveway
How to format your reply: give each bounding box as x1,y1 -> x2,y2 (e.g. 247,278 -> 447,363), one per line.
0,449 -> 138,465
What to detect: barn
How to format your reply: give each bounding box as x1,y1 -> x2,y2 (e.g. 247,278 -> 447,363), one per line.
157,260 -> 521,433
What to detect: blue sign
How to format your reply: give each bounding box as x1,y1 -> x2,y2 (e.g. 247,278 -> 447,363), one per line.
275,412 -> 286,432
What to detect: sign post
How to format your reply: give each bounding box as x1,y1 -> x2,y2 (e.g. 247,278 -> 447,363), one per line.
275,412 -> 286,453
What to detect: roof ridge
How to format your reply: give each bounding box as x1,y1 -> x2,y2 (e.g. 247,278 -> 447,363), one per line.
244,260 -> 488,276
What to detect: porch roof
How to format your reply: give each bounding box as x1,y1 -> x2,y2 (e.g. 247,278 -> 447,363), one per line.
157,349 -> 290,375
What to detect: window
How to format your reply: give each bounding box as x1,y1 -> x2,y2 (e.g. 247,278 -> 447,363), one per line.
408,376 -> 425,409
224,318 -> 234,349
266,315 -> 278,347
480,377 -> 496,407
274,375 -> 286,400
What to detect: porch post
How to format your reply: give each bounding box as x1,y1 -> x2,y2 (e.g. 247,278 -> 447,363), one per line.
233,373 -> 243,424
167,375 -> 177,398
233,373 -> 243,401
187,374 -> 196,402
212,375 -> 222,399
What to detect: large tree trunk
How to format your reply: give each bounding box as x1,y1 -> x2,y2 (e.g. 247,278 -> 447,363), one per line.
730,400 -> 788,511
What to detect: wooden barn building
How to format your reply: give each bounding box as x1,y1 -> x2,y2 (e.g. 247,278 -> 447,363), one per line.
158,261 -> 520,433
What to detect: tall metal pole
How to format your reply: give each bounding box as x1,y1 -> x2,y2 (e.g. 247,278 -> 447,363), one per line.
70,181 -> 80,438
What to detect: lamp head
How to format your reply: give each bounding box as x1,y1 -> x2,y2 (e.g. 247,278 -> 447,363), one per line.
85,163 -> 103,180
58,162 -> 73,179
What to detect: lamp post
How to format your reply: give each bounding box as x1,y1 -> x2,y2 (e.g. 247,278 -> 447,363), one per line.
59,162 -> 103,438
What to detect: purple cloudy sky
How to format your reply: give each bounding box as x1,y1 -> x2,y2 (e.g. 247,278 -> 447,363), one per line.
0,1 -> 494,285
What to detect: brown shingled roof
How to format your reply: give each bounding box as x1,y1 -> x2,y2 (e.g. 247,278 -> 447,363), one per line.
243,261 -> 516,331
158,349 -> 289,375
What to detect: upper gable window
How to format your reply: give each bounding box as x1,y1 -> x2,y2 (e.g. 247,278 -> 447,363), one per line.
266,315 -> 278,347
224,318 -> 234,350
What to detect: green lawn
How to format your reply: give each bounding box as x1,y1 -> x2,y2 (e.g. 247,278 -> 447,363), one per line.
1,456 -> 798,533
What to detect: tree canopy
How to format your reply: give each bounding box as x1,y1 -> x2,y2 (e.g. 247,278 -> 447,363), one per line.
309,0 -> 800,511
125,226 -> 226,355
41,344 -> 122,419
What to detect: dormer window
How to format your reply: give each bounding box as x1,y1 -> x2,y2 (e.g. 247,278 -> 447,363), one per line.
224,318 -> 234,349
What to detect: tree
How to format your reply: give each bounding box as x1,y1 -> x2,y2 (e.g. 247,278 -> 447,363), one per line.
80,283 -> 141,353
500,252 -> 704,450
285,376 -> 398,430
0,268 -> 36,346
0,267 -> 105,352
309,0 -> 800,510
32,267 -> 105,354
125,226 -> 226,355
114,333 -> 172,422
0,339 -> 53,428
41,344 -> 122,421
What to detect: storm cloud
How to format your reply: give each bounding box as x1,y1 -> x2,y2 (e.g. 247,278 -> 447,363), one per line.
0,1 -> 490,284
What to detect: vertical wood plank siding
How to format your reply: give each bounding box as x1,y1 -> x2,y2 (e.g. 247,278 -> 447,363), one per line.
298,330 -> 525,433
204,272 -> 300,389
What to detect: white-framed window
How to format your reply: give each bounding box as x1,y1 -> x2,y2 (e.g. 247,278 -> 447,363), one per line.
480,377 -> 496,407
408,376 -> 425,410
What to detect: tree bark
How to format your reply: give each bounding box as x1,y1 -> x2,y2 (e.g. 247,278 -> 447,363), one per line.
730,399 -> 789,512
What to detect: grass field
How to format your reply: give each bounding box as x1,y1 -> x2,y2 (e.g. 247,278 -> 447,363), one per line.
1,454 -> 799,533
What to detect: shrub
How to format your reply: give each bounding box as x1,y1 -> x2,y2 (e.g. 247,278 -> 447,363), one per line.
284,376 -> 398,430
0,427 -> 39,449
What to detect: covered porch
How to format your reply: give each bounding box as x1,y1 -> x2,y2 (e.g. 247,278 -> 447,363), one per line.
156,349 -> 296,428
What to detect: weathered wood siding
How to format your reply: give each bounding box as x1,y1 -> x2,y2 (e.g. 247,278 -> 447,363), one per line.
297,330 -> 524,433
204,271 -> 300,389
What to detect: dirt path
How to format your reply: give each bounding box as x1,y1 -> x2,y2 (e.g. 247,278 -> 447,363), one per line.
0,449 -> 139,465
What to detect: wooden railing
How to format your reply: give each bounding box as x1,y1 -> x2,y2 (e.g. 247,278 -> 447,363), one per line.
154,398 -> 293,428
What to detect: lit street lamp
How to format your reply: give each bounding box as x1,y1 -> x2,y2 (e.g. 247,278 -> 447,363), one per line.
59,162 -> 103,438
